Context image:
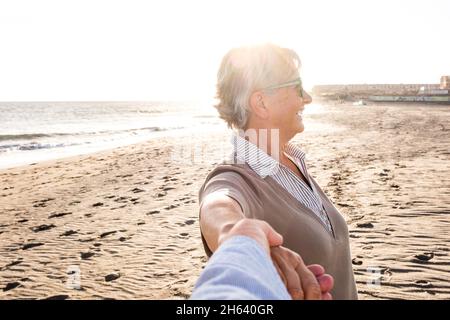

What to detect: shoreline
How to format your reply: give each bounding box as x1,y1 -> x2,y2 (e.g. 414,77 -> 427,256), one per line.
0,122 -> 227,171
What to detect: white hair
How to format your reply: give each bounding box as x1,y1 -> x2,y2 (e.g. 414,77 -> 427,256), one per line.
214,43 -> 301,129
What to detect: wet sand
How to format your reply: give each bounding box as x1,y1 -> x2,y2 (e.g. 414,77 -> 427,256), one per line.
1,103 -> 449,299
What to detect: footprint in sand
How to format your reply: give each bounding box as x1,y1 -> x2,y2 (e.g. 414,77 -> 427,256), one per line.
32,202 -> 46,208
114,196 -> 130,203
337,202 -> 352,208
80,252 -> 95,260
356,222 -> 374,228
3,282 -> 21,292
413,252 -> 434,262
415,280 -> 433,288
100,231 -> 117,238
92,202 -> 104,207
22,242 -> 44,250
32,197 -> 56,208
60,230 -> 78,237
110,205 -> 126,210
31,224 -> 56,232
164,204 -> 180,210
48,212 -> 72,219
44,295 -> 70,300
105,273 -> 120,282
78,237 -> 96,243
1,259 -> 23,271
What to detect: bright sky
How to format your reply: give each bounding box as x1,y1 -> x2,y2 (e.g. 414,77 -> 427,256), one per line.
0,0 -> 449,101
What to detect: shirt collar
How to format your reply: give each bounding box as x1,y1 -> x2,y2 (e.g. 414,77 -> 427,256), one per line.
284,141 -> 306,161
231,134 -> 306,178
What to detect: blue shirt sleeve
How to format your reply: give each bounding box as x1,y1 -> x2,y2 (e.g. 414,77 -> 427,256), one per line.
191,236 -> 291,300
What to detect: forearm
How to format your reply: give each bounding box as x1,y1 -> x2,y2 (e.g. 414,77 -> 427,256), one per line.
191,236 -> 291,300
200,193 -> 244,253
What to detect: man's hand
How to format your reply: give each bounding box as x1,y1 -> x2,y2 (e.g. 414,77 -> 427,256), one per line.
218,218 -> 283,255
271,246 -> 334,300
218,218 -> 334,300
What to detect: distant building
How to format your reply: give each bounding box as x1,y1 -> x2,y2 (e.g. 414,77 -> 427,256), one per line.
312,83 -> 439,97
313,76 -> 449,99
441,76 -> 450,89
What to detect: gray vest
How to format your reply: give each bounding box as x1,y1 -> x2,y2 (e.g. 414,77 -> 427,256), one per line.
199,160 -> 358,300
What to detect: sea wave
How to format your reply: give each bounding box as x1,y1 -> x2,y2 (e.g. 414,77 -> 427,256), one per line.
0,133 -> 60,141
0,141 -> 83,152
0,126 -> 171,142
0,124 -> 192,154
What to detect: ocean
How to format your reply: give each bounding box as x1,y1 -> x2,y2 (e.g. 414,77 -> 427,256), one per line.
0,101 -> 223,169
0,101 -> 326,169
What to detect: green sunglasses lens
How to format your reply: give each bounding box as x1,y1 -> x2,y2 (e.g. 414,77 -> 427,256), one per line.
297,80 -> 303,98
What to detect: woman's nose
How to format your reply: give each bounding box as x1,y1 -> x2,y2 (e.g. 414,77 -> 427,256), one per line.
302,90 -> 312,104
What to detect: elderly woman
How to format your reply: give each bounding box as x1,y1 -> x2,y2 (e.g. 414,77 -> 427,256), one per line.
198,43 -> 357,300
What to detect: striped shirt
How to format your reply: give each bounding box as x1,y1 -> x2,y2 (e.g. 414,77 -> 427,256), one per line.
231,134 -> 333,233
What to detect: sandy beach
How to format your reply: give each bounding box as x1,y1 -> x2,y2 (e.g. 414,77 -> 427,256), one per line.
1,102 -> 449,300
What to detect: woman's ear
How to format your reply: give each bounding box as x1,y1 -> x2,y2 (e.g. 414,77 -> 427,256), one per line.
249,91 -> 269,120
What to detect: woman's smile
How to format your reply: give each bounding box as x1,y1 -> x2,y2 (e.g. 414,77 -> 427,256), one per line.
296,108 -> 304,120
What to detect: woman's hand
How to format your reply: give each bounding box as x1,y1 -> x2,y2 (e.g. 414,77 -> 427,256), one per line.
270,246 -> 334,300
307,264 -> 334,300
